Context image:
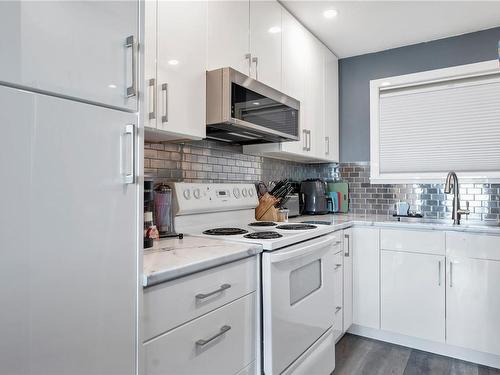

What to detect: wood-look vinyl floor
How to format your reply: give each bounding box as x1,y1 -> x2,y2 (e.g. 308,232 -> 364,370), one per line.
333,334 -> 500,375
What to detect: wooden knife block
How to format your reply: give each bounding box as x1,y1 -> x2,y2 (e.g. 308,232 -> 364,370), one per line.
255,193 -> 279,221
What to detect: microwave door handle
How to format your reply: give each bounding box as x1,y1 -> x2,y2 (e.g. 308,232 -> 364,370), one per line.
270,234 -> 335,264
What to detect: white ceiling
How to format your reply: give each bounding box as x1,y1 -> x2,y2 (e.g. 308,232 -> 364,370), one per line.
281,1 -> 500,58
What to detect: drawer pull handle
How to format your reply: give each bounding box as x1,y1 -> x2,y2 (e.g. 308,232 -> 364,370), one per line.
195,283 -> 231,300
196,325 -> 231,346
335,306 -> 342,313
334,264 -> 342,270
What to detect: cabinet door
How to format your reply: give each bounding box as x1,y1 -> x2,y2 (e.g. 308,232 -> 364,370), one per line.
143,0 -> 157,129
447,257 -> 500,355
207,0 -> 250,75
343,229 -> 353,332
156,1 -> 206,139
0,1 -> 138,110
381,251 -> 445,342
333,250 -> 344,340
280,10 -> 306,156
352,227 -> 380,329
249,0 -> 282,90
324,50 -> 339,162
0,86 -> 137,375
304,34 -> 325,159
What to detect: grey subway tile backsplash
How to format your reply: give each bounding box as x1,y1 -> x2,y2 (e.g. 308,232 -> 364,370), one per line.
339,162 -> 500,221
145,140 -> 500,221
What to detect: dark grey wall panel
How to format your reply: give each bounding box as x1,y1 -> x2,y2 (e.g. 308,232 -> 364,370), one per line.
339,27 -> 500,162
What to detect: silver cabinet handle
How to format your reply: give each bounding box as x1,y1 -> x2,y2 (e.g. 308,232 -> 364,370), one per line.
123,124 -> 135,184
302,129 -> 308,151
245,53 -> 252,75
196,325 -> 231,346
325,136 -> 330,155
335,306 -> 342,313
308,130 -> 312,151
195,284 -> 231,300
344,233 -> 350,257
449,261 -> 453,287
148,78 -> 156,120
252,56 -> 259,80
334,263 -> 342,270
125,35 -> 137,98
161,83 -> 168,123
438,260 -> 442,286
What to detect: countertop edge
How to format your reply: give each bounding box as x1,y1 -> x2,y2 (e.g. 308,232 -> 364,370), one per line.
143,245 -> 262,287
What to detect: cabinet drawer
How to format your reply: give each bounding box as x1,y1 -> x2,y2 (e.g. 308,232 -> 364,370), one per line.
381,229 -> 445,255
143,256 -> 257,341
446,232 -> 500,260
144,293 -> 256,375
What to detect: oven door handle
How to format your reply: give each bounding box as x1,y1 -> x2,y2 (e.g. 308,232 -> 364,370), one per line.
269,234 -> 337,264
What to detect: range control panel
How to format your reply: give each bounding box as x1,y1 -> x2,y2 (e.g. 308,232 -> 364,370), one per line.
173,183 -> 259,215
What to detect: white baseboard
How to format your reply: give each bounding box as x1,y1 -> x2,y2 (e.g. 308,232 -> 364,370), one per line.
347,324 -> 500,369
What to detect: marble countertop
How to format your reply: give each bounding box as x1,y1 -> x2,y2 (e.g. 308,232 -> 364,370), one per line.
143,235 -> 262,287
143,214 -> 500,287
291,213 -> 500,234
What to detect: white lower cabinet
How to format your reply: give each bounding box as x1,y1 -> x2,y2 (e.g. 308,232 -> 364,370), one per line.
381,250 -> 445,342
350,227 -> 500,368
143,256 -> 259,375
352,227 -> 380,329
446,232 -> 500,356
332,248 -> 344,341
145,293 -> 256,375
342,229 -> 353,333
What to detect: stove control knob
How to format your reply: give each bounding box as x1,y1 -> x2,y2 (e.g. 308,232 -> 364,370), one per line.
193,188 -> 201,199
242,188 -> 248,197
233,187 -> 241,198
183,189 -> 191,200
248,188 -> 255,197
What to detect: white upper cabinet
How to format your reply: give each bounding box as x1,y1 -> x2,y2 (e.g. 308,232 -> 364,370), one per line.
324,50 -> 339,162
249,0 -> 282,90
279,10 -> 307,157
207,0 -> 250,75
0,1 -> 138,111
145,1 -> 207,141
243,7 -> 339,163
304,36 -> 326,160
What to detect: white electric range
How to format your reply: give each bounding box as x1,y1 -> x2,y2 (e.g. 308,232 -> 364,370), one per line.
173,182 -> 338,375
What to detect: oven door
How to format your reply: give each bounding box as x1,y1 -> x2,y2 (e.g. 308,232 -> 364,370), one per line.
262,234 -> 337,375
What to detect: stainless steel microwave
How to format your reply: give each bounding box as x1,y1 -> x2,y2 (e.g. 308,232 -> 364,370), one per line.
206,67 -> 300,144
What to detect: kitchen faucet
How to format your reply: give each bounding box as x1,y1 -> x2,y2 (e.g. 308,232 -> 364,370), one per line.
444,171 -> 470,225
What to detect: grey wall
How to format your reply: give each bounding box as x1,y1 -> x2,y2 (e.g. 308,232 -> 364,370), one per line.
339,26 -> 500,162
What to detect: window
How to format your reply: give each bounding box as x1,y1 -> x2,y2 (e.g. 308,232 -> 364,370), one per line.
370,60 -> 500,183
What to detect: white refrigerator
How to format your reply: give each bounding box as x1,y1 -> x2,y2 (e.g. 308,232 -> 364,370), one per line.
0,2 -> 140,374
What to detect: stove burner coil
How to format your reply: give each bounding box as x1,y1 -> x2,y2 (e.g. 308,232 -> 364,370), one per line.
244,231 -> 283,239
275,224 -> 317,230
203,228 -> 248,236
248,221 -> 277,227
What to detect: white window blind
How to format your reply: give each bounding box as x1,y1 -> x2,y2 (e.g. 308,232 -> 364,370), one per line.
379,74 -> 500,174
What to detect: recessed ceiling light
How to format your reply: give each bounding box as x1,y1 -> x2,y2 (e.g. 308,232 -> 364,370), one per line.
323,9 -> 338,19
108,84 -> 117,89
168,59 -> 179,66
268,26 -> 281,34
